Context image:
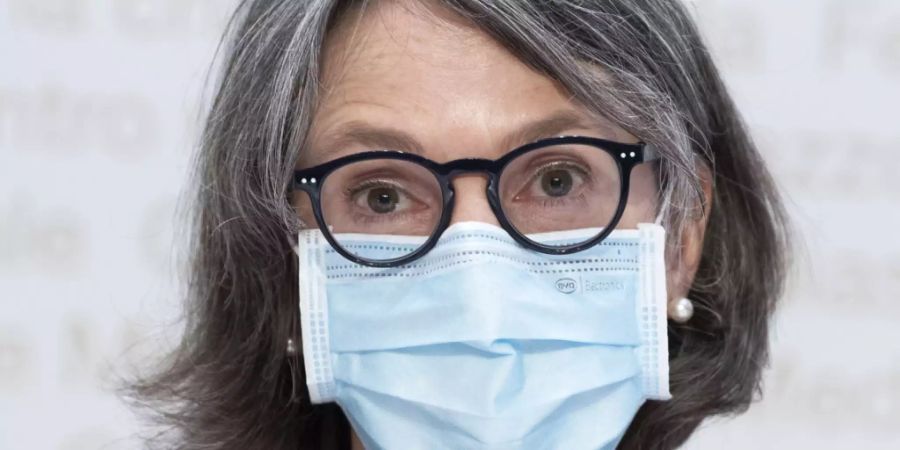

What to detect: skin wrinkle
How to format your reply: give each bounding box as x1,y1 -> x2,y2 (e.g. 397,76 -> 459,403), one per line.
304,110 -> 627,164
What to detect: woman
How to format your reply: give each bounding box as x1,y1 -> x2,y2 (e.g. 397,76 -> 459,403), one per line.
124,0 -> 789,448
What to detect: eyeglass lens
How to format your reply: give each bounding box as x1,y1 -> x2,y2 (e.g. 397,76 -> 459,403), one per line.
317,143 -> 622,262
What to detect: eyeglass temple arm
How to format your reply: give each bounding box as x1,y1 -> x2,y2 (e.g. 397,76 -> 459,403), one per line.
642,143 -> 660,163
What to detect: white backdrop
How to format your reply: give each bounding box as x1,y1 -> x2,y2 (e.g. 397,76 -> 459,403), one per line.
1,1 -> 898,449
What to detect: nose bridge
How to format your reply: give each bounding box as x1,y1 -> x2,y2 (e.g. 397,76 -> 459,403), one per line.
445,161 -> 500,227
444,157 -> 496,177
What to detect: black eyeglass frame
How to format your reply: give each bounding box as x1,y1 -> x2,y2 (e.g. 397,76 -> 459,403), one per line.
293,135 -> 659,267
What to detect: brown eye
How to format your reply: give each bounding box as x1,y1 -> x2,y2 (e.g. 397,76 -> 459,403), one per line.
540,169 -> 573,197
366,187 -> 400,213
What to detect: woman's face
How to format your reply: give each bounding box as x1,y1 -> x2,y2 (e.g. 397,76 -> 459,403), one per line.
292,3 -> 706,446
293,0 -> 659,232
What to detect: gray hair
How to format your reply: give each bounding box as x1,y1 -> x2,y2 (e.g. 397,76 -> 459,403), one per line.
121,1 -> 790,448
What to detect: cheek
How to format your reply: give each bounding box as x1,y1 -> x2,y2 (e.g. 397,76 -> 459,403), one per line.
292,191 -> 317,228
615,163 -> 659,228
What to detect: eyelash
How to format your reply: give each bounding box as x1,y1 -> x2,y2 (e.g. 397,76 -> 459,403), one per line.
532,161 -> 591,185
343,179 -> 405,201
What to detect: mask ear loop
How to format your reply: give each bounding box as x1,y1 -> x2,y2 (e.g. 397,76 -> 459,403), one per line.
649,186 -> 695,360
647,143 -> 665,227
651,191 -> 666,227
653,208 -> 664,226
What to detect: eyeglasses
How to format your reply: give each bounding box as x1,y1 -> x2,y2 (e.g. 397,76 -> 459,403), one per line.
293,135 -> 659,267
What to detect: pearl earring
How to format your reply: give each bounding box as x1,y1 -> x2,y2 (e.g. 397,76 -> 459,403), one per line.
286,337 -> 298,356
670,297 -> 694,323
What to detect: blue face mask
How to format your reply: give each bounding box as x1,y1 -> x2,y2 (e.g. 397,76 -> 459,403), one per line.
295,221 -> 671,450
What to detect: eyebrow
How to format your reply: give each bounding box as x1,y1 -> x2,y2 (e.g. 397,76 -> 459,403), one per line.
307,109 -> 618,162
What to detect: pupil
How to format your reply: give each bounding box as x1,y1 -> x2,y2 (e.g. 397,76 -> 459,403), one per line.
541,169 -> 572,197
367,187 -> 398,213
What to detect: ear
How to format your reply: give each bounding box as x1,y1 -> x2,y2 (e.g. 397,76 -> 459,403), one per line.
666,165 -> 713,318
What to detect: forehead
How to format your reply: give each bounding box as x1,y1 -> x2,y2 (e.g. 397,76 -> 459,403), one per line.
303,0 -> 632,165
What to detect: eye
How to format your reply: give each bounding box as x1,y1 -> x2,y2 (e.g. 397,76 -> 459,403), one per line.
540,169 -> 574,197
514,161 -> 590,203
365,186 -> 400,213
347,180 -> 419,215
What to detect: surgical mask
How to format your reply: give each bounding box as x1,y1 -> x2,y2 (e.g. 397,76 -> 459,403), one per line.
295,221 -> 671,450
